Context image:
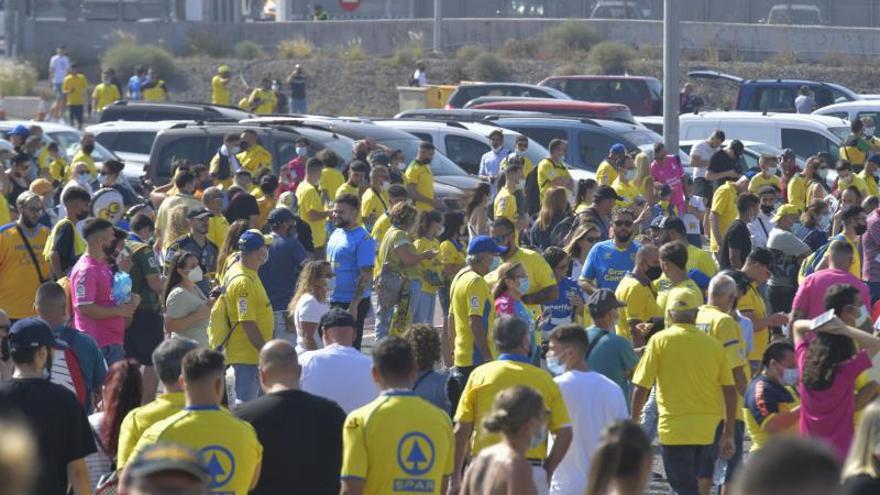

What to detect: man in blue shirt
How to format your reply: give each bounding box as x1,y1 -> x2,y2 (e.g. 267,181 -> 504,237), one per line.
127,66 -> 146,100
579,208 -> 639,293
259,207 -> 308,345
478,129 -> 510,196
584,289 -> 639,407
326,193 -> 376,350
540,247 -> 586,341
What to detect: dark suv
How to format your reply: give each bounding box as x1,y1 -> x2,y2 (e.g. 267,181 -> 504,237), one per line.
538,75 -> 663,116
445,83 -> 570,109
100,101 -> 254,123
145,122 -> 353,186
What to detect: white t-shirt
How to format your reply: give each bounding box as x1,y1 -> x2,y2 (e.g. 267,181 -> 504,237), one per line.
748,213 -> 775,248
682,212 -> 702,235
49,54 -> 70,84
293,293 -> 328,354
299,343 -> 379,413
690,141 -> 718,179
549,370 -> 628,495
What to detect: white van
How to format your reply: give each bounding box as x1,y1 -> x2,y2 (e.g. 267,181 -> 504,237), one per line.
679,111 -> 849,159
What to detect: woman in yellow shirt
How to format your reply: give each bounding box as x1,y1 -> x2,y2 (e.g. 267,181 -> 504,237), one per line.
412,210 -> 444,326
633,151 -> 655,205
216,219 -> 250,282
437,212 -> 466,346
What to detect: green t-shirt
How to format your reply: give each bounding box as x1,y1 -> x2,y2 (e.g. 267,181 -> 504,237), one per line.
126,240 -> 161,311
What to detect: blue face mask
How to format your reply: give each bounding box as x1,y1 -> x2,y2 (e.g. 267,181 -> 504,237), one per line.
546,354 -> 566,376
97,173 -> 108,184
78,172 -> 90,184
518,277 -> 530,295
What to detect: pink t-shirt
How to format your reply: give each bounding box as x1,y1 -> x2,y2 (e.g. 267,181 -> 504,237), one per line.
69,254 -> 124,348
796,335 -> 872,460
791,268 -> 871,319
650,157 -> 685,215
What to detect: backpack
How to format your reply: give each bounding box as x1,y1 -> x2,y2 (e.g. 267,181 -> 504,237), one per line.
207,273 -> 249,352
524,167 -> 541,216
216,152 -> 231,180
798,234 -> 845,284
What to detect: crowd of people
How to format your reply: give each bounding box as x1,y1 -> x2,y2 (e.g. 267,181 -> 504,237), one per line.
7,56 -> 880,495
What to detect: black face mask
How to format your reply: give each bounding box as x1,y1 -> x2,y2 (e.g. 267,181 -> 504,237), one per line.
76,209 -> 90,221
356,151 -> 367,161
82,143 -> 95,155
856,224 -> 868,236
646,265 -> 662,281
760,205 -> 774,215
239,141 -> 250,151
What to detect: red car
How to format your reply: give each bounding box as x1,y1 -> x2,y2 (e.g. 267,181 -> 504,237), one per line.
468,98 -> 635,123
538,75 -> 663,116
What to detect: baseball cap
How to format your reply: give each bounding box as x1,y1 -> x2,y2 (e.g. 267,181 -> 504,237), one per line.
771,204 -> 801,223
609,143 -> 626,154
666,287 -> 702,313
868,154 -> 880,165
595,185 -> 624,202
587,289 -> 624,315
8,318 -> 67,352
369,152 -> 390,166
125,443 -> 209,485
319,308 -> 356,330
779,148 -> 796,160
658,216 -> 686,234
267,207 -> 295,226
8,125 -> 29,138
217,64 -> 229,74
238,229 -> 271,252
467,235 -> 507,255
186,207 -> 213,220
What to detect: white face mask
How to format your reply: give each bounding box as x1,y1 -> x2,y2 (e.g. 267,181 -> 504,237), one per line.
623,169 -> 636,181
766,167 -> 777,176
381,182 -> 390,192
187,265 -> 203,283
857,305 -> 870,327
867,127 -> 875,137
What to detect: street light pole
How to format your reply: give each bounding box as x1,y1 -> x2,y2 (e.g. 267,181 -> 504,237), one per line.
433,0 -> 442,52
663,0 -> 680,154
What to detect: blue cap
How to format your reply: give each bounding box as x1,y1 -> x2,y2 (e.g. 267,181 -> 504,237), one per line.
467,235 -> 507,255
609,143 -> 626,154
267,207 -> 295,226
688,269 -> 711,291
8,125 -> 29,138
869,154 -> 880,165
8,318 -> 67,352
238,229 -> 271,252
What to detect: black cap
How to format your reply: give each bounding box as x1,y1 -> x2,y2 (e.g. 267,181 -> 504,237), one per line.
319,308 -> 356,331
369,152 -> 390,166
730,140 -> 745,156
658,216 -> 686,234
587,289 -> 624,315
595,185 -> 624,202
267,207 -> 295,226
186,207 -> 213,219
125,443 -> 209,485
8,318 -> 67,352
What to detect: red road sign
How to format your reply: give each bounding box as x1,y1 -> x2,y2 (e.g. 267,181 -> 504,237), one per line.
339,0 -> 361,12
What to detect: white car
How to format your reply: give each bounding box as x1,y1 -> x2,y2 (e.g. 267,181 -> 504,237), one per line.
0,120 -> 120,174
679,111 -> 848,159
86,120 -> 189,182
812,101 -> 880,124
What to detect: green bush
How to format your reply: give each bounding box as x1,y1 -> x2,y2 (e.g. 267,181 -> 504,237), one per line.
235,40 -> 265,59
341,43 -> 366,61
391,42 -> 423,68
101,41 -> 179,83
543,21 -> 603,55
187,27 -> 230,57
551,63 -> 583,76
0,59 -> 37,96
497,38 -> 541,59
466,52 -> 509,82
587,41 -> 636,74
277,38 -> 314,59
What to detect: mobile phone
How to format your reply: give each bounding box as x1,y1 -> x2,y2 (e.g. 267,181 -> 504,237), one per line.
811,309 -> 836,330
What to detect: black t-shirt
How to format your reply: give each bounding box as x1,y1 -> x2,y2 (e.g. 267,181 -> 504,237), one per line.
0,378 -> 96,495
224,192 -> 260,224
843,474 -> 880,495
289,75 -> 306,99
709,149 -> 744,188
234,389 -> 346,495
54,220 -> 79,274
719,219 -> 752,270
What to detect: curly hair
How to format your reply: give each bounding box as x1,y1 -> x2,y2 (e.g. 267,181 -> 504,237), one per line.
801,332 -> 856,391
403,324 -> 441,371
288,260 -> 331,317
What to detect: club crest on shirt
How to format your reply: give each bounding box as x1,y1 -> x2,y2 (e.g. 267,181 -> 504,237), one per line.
75,279 -> 86,298
469,295 -> 479,310
237,297 -> 247,315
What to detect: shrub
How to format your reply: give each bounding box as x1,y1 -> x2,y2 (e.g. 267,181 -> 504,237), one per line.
101,40 -> 179,83
466,52 -> 509,82
543,21 -> 603,55
235,40 -> 265,59
277,38 -> 314,59
187,27 -> 230,57
587,41 -> 636,74
498,38 -> 541,59
551,63 -> 582,76
341,42 -> 366,61
391,42 -> 423,68
0,59 -> 37,96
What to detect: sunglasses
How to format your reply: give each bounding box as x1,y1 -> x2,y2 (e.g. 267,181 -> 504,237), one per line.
614,220 -> 633,227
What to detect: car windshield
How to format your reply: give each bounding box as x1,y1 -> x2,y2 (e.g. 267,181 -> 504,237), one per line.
379,138 -> 467,176
829,126 -> 850,142
50,131 -> 116,161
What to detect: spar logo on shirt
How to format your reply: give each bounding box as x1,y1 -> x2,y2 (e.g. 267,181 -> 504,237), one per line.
394,432 -> 435,492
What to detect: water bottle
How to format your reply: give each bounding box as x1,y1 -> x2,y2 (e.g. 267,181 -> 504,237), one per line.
712,458 -> 727,486
112,271 -> 133,305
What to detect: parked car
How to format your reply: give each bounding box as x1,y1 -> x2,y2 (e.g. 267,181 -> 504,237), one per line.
763,4 -> 824,25
539,75 -> 662,116
679,111 -> 848,159
590,1 -> 644,19
445,83 -> 570,109
99,101 -> 254,123
812,101 -> 880,123
633,116 -> 664,135
87,120 -> 187,179
374,119 -> 550,177
687,70 -> 861,112
679,139 -> 809,176
465,98 -> 636,123
0,120 -> 121,177
394,108 -> 549,122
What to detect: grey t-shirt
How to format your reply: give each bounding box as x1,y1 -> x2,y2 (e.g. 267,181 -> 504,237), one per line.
165,285 -> 209,346
767,227 -> 811,288
795,94 -> 816,114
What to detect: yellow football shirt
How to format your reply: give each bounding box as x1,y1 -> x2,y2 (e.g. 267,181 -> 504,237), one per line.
414,237 -> 440,295
117,392 -> 186,466
437,239 -> 465,283
536,158 -> 572,202
212,75 -> 231,106
208,215 -> 230,254
455,356 -> 570,458
361,188 -> 389,230
611,178 -> 640,209
840,175 -> 869,198
0,224 -> 50,319
632,323 -> 734,445
0,196 -> 9,226
320,168 -> 345,202
62,73 -> 88,106
710,181 -> 737,253
748,173 -> 780,194
71,150 -> 97,178
248,88 -> 277,114
493,187 -> 517,223
740,283 -> 769,362
142,81 -> 168,102
484,247 -> 556,322
744,381 -> 800,452
223,262 -> 274,365
342,391 -> 453,495
91,83 -> 120,112
335,182 -> 364,225
614,273 -> 659,342
696,304 -> 748,420
296,181 -> 327,248
596,160 -> 618,186
405,161 -> 435,211
787,174 -> 807,210
687,244 -> 719,278
48,155 -> 69,182
236,144 -> 273,177
130,406 -> 262,495
43,217 -> 85,264
371,214 -> 391,254
859,169 -> 879,198
449,268 -> 496,367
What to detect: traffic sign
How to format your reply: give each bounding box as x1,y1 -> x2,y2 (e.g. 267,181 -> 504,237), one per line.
339,0 -> 361,12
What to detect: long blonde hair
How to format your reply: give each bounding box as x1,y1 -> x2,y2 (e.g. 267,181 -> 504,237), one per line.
537,186 -> 568,229
166,205 -> 190,245
288,260 -> 331,318
492,261 -> 523,299
843,401 -> 880,479
634,152 -> 651,190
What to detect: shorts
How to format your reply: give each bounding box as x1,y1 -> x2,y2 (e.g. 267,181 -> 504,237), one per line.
68,105 -> 84,125
54,82 -> 63,96
698,420 -> 745,484
124,308 -> 165,366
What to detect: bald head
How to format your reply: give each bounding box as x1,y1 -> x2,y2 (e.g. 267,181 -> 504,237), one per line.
634,244 -> 660,280
258,340 -> 300,392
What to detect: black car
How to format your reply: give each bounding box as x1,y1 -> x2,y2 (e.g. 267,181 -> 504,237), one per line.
99,101 -> 255,123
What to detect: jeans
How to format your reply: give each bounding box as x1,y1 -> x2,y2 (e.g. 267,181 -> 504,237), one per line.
290,97 -> 307,114
231,364 -> 260,404
273,310 -> 297,346
661,444 -> 712,495
330,298 -> 371,350
411,290 -> 437,326
641,386 -> 659,442
438,284 -> 452,316
531,465 -> 549,495
868,281 -> 880,306
101,344 -> 126,366
698,421 -> 745,485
